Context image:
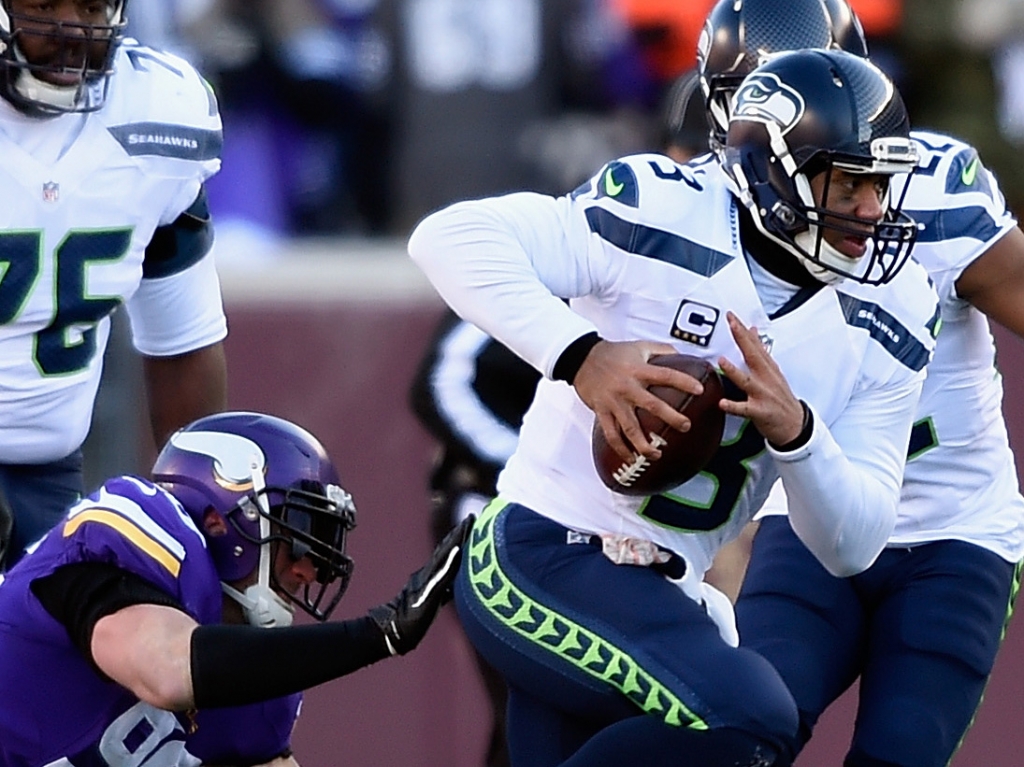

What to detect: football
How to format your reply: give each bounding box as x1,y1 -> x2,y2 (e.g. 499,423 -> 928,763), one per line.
592,353 -> 725,496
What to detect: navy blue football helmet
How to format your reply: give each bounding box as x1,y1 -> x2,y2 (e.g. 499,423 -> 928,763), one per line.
723,49 -> 919,285
697,0 -> 865,153
821,0 -> 869,57
152,411 -> 357,626
0,0 -> 128,116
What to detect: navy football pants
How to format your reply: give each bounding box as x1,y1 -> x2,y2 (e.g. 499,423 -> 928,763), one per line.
736,515 -> 1021,767
0,450 -> 82,568
455,501 -> 797,767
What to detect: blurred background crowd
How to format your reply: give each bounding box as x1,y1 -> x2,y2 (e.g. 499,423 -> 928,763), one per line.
122,0 -> 1024,250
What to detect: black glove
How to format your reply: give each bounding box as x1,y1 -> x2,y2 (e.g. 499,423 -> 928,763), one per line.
368,515 -> 474,656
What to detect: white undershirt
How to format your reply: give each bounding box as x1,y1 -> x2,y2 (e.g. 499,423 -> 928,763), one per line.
0,96 -> 88,164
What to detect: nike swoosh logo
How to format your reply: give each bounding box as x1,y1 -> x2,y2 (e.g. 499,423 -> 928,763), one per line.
962,157 -> 979,186
604,167 -> 624,197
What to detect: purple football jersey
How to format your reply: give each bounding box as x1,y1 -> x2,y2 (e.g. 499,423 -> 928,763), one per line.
186,697 -> 302,764
0,476 -> 299,766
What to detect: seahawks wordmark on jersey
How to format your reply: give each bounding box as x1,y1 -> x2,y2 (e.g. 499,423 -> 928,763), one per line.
761,131 -> 1024,562
0,40 -> 227,464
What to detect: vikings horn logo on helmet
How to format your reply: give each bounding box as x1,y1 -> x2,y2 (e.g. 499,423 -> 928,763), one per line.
168,430 -> 265,491
732,73 -> 806,134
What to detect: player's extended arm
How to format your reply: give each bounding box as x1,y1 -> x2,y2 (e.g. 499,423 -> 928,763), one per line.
955,225 -> 1024,337
91,601 -> 198,709
89,517 -> 473,711
143,341 -> 228,450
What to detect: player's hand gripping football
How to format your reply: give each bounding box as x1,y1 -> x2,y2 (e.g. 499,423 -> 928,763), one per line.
718,312 -> 806,446
574,339 -> 704,462
368,515 -> 474,656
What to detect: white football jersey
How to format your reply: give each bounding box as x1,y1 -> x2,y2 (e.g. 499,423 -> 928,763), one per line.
760,131 -> 1024,563
892,131 -> 1024,560
410,154 -> 939,578
0,40 -> 227,463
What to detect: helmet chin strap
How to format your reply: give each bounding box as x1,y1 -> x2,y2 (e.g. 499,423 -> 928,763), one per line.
792,230 -> 853,284
792,171 -> 865,285
220,457 -> 295,628
11,46 -> 80,111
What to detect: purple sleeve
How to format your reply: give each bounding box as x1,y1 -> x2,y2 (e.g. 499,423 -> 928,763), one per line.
55,477 -> 222,623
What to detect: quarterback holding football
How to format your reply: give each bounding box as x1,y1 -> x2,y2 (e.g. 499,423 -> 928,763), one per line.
410,47 -> 938,767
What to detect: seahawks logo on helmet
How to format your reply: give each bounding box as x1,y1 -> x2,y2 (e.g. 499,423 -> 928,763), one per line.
732,73 -> 806,134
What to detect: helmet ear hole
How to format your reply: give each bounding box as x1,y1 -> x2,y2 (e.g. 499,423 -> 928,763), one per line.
202,508 -> 228,537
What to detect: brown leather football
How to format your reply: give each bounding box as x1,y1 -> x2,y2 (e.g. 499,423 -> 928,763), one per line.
592,353 -> 725,496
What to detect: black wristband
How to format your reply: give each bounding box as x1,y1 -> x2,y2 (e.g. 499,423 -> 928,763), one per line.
191,617 -> 389,708
768,400 -> 813,452
552,332 -> 602,384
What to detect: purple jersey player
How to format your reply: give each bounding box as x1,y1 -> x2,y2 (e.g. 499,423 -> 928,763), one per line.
0,411 -> 472,767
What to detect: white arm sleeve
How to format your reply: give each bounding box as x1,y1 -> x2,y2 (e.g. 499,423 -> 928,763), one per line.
126,253 -> 228,357
770,371 -> 923,577
409,193 -> 601,378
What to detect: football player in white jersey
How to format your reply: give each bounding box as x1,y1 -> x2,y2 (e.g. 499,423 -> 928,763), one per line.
697,1 -> 1024,765
0,0 -> 228,568
409,49 -> 938,767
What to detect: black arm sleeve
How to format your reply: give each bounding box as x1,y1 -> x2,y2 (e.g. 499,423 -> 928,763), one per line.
190,618 -> 390,708
552,331 -> 602,384
31,562 -> 185,663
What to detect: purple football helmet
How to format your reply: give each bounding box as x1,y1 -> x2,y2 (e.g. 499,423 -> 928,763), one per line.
151,411 -> 357,626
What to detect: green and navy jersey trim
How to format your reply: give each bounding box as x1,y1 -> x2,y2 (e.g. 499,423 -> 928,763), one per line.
769,284 -> 824,320
585,207 -> 734,277
911,135 -> 956,178
945,149 -> 993,198
926,305 -> 942,339
467,499 -> 707,729
595,161 -> 640,207
108,122 -> 222,161
907,417 -> 939,460
124,46 -> 184,78
836,293 -> 932,372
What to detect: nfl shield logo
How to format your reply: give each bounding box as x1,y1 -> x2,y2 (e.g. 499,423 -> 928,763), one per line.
42,182 -> 59,203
